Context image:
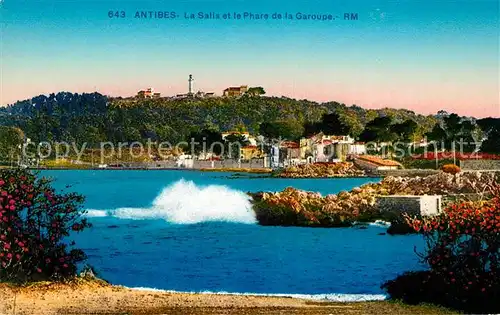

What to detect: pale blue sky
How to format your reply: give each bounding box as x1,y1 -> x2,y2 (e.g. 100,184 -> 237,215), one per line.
1,0 -> 499,117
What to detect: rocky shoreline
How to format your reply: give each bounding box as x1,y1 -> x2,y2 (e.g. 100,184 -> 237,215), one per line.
273,162 -> 366,178
251,172 -> 498,228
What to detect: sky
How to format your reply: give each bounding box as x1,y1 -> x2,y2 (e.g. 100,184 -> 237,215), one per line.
1,0 -> 499,117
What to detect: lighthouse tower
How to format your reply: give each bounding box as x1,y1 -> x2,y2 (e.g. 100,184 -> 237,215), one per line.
188,74 -> 194,95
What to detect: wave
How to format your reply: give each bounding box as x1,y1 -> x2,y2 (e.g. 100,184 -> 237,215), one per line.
369,220 -> 391,228
129,287 -> 386,302
85,179 -> 256,224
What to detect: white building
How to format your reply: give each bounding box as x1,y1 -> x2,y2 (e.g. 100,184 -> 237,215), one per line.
349,142 -> 367,155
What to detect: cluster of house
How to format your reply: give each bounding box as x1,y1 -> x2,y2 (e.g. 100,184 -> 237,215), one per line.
136,75 -> 250,100
136,88 -> 161,99
194,131 -> 371,166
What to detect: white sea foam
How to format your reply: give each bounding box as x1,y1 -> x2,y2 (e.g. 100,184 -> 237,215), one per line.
84,179 -> 256,224
129,287 -> 387,302
85,209 -> 109,217
369,220 -> 391,228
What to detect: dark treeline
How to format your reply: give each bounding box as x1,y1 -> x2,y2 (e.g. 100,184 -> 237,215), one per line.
0,92 -> 498,153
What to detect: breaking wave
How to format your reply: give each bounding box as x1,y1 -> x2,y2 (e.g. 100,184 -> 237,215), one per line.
85,179 -> 256,224
129,287 -> 387,302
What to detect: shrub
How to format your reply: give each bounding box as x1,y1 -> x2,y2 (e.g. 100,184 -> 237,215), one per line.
383,183 -> 500,313
0,169 -> 90,283
441,164 -> 461,175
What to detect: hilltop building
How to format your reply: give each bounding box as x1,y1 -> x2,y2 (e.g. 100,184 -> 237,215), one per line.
223,85 -> 248,97
195,91 -> 216,98
137,88 -> 161,99
174,75 -> 215,99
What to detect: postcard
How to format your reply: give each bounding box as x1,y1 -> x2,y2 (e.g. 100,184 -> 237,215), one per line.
0,0 -> 499,314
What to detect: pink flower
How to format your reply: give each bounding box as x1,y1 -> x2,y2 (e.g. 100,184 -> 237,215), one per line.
0,180 -> 4,186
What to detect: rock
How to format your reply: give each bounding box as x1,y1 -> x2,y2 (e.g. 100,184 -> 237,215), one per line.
274,162 -> 365,178
250,171 -> 499,228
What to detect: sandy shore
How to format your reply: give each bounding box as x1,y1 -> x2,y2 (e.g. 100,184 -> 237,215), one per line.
0,280 -> 455,315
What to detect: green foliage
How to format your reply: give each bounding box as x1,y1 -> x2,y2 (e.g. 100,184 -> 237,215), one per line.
0,126 -> 24,164
224,134 -> 250,159
480,127 -> 500,154
303,113 -> 351,137
187,129 -> 224,155
391,119 -> 418,142
360,116 -> 398,142
259,120 -> 304,140
426,113 -> 478,151
246,86 -> 266,96
0,169 -> 90,283
0,92 -> 443,148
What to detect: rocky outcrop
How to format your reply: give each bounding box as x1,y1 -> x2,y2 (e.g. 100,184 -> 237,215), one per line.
251,171 -> 498,227
273,162 -> 365,178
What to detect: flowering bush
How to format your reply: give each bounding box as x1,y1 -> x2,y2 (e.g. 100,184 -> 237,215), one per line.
383,183 -> 500,312
0,169 -> 90,283
441,164 -> 461,175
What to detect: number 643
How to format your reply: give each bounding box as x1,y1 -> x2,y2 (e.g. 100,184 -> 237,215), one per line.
108,11 -> 126,18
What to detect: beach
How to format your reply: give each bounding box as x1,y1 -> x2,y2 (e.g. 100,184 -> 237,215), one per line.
0,281 -> 454,315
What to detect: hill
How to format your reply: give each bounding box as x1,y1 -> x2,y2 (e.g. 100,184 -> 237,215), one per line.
0,92 -> 442,145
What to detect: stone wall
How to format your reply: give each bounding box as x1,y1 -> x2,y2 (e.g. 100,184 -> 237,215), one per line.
376,169 -> 439,177
122,158 -> 267,169
460,160 -> 500,170
376,195 -> 442,216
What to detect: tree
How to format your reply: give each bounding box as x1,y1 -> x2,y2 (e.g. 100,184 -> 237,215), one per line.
391,119 -> 418,142
426,124 -> 447,143
188,129 -> 223,155
480,128 -> 500,154
359,116 -> 397,143
477,118 -> 500,135
246,87 -> 266,96
224,134 -> 250,159
0,169 -> 90,283
259,120 -> 304,140
0,126 -> 25,165
319,113 -> 352,136
303,113 -> 351,138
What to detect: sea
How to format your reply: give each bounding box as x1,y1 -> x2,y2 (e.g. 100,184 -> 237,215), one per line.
40,170 -> 425,302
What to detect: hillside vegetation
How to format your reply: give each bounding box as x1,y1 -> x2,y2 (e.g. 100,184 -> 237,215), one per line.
1,92 -> 439,145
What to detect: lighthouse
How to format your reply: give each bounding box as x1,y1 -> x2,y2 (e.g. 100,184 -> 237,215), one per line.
188,74 -> 194,95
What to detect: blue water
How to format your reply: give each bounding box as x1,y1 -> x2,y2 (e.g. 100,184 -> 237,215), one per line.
40,170 -> 424,299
